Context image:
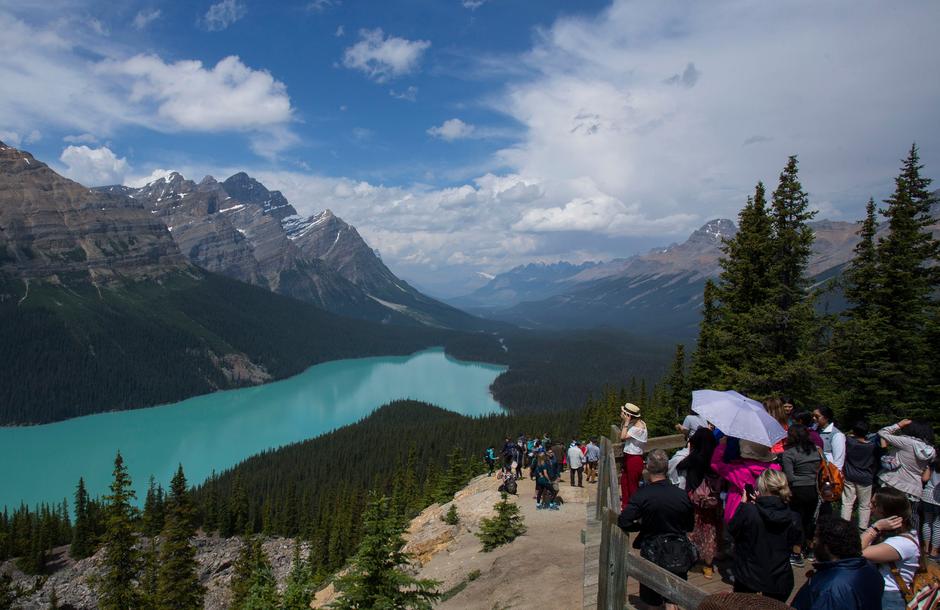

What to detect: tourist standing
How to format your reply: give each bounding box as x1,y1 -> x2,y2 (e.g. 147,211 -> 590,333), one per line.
567,441 -> 584,487
534,453 -> 558,510
813,407 -> 846,471
711,438 -> 779,524
675,428 -> 721,579
484,446 -> 497,476
619,402 -> 648,510
791,516 -> 883,610
878,419 -> 936,527
764,397 -> 789,454
781,424 -> 822,566
618,449 -> 695,610
920,454 -> 940,561
728,469 -> 803,602
861,488 -> 921,610
585,438 -> 600,484
841,421 -> 878,530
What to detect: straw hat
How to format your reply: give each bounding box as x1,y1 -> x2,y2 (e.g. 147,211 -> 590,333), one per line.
739,439 -> 776,463
621,403 -> 642,418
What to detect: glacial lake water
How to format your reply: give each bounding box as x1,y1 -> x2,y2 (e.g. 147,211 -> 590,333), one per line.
0,348 -> 506,510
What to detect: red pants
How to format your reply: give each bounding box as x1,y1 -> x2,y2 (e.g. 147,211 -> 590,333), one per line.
621,453 -> 644,510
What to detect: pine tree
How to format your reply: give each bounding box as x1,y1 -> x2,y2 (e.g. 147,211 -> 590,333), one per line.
157,465 -> 204,610
242,550 -> 279,610
142,476 -> 165,539
140,538 -> 160,610
70,477 -> 93,560
436,447 -> 466,504
690,279 -> 724,389
97,451 -> 142,610
330,496 -> 440,610
442,504 -> 459,526
664,344 -> 689,420
229,537 -> 257,609
476,492 -> 527,552
281,542 -> 314,610
871,144 -> 939,421
0,572 -> 14,610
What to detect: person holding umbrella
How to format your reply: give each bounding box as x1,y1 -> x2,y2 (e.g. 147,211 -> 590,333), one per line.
619,402 -> 648,510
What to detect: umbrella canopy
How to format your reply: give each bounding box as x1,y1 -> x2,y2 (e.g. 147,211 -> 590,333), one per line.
691,390 -> 786,447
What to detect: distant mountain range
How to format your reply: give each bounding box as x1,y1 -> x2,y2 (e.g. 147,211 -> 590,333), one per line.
96,171 -> 487,331
0,141 -> 454,424
451,201 -> 940,340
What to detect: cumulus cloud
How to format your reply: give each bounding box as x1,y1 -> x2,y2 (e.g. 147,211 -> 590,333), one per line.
427,118 -> 475,141
462,0 -> 489,9
342,29 -> 431,82
98,54 -> 293,132
59,145 -> 129,186
0,129 -> 41,146
202,0 -> 246,32
335,25 -> 345,37
0,13 -> 296,156
307,0 -> 339,12
132,9 -> 161,30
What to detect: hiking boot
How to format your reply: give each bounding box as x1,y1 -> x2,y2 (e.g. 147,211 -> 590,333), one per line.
790,553 -> 805,567
549,502 -> 560,510
702,565 -> 714,579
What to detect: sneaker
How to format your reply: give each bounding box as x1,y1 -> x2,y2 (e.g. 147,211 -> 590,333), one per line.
536,503 -> 544,510
805,550 -> 816,563
790,553 -> 805,567
549,503 -> 560,511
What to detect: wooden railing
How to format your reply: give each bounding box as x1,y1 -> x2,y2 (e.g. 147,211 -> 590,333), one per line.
595,426 -> 710,610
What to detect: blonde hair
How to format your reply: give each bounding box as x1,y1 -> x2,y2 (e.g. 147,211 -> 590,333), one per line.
757,469 -> 792,503
763,397 -> 788,427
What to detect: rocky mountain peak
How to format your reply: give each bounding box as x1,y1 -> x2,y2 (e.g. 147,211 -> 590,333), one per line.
688,218 -> 737,244
222,173 -> 296,220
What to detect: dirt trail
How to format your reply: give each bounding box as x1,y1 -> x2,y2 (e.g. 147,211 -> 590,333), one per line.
419,472 -> 591,610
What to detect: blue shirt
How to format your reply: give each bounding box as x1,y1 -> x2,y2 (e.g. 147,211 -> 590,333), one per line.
791,557 -> 884,610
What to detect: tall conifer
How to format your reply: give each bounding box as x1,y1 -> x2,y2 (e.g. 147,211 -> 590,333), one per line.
157,465 -> 204,610
97,452 -> 141,610
70,477 -> 93,560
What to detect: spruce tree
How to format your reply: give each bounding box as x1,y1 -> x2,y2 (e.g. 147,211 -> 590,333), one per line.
142,476 -> 165,539
664,344 -> 689,420
689,279 -> 724,389
229,537 -> 257,609
97,451 -> 141,610
330,496 -> 440,610
157,465 -> 204,610
872,144 -> 939,421
476,492 -> 527,552
140,538 -> 160,610
70,477 -> 93,560
281,542 -> 314,610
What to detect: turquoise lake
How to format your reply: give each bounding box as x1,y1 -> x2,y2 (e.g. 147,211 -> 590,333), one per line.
0,348 -> 506,510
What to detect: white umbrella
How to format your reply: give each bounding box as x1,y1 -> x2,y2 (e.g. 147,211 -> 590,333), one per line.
691,389 -> 786,447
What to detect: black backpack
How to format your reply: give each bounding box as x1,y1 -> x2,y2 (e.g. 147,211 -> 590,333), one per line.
499,477 -> 518,495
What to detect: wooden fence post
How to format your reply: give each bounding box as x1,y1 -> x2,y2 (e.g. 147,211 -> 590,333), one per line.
596,496 -> 612,610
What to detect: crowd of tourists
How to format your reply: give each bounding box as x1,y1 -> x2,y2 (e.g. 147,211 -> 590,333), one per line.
485,433 -> 601,510
614,397 -> 940,610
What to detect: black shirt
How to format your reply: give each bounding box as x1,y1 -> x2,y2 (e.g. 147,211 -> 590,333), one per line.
844,436 -> 878,486
617,479 -> 694,549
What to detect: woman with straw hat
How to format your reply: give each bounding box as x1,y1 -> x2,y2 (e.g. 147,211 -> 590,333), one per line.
620,402 -> 648,510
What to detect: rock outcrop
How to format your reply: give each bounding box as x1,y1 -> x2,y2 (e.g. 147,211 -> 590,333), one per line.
0,536 -> 303,610
0,142 -> 185,284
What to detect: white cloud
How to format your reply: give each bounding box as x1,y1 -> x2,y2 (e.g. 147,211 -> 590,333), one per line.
342,29 -> 431,82
202,0 -> 246,32
307,0 -> 339,12
335,25 -> 345,37
63,133 -> 99,144
132,9 -> 161,30
427,118 -> 475,141
59,145 -> 129,186
0,13 -> 296,157
0,129 -> 41,146
125,167 -> 176,188
389,85 -> 418,102
98,54 -> 293,132
462,0 -> 489,9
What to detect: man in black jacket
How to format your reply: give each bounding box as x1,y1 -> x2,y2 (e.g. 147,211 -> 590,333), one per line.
618,449 -> 694,609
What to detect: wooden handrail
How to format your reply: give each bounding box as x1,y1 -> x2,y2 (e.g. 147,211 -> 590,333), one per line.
594,430 -> 708,610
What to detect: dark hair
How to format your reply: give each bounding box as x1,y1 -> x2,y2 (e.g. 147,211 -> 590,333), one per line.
872,487 -> 913,530
816,406 -> 835,423
904,420 -> 935,446
794,411 -> 814,427
782,396 -> 795,407
816,516 -> 862,559
785,424 -> 816,454
851,420 -> 869,438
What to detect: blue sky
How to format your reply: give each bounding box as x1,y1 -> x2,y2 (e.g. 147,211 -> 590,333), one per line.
1,0 -> 938,296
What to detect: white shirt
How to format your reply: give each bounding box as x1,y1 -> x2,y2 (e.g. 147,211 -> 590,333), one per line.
821,423 -> 847,471
668,447 -> 690,489
623,424 -> 648,455
682,414 -> 708,435
567,445 -> 584,469
879,531 -> 920,592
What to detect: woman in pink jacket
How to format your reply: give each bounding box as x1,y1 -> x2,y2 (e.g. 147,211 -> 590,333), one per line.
711,439 -> 781,523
